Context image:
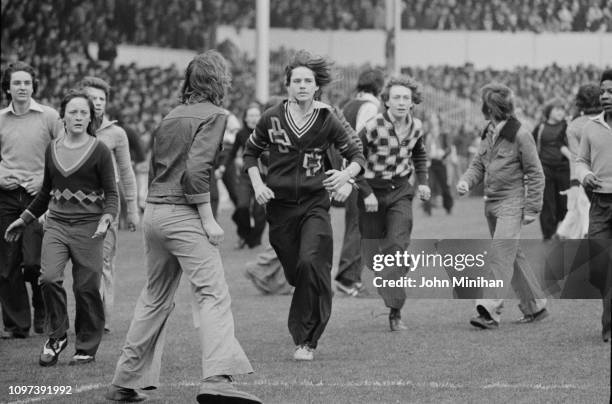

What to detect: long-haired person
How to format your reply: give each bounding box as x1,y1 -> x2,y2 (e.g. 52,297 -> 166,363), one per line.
5,89 -> 118,366
105,50 -> 260,404
457,83 -> 548,329
243,50 -> 365,361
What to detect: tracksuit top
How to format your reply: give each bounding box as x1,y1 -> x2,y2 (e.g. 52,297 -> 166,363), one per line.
243,100 -> 366,203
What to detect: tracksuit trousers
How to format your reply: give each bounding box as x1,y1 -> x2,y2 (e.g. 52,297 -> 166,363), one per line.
267,193 -> 333,349
335,190 -> 363,287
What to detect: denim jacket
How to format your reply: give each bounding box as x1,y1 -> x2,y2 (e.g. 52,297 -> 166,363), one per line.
461,117 -> 544,216
147,102 -> 226,205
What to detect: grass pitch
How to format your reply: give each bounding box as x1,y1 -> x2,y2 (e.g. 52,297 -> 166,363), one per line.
1,197 -> 609,403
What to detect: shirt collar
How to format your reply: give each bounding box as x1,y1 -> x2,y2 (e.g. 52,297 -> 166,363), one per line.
7,98 -> 44,115
387,111 -> 412,127
590,112 -> 612,131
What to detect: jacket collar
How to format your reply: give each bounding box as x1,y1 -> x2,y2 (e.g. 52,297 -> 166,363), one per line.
97,116 -> 117,132
482,116 -> 521,142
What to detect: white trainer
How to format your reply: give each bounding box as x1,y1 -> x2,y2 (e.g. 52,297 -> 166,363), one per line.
293,345 -> 314,361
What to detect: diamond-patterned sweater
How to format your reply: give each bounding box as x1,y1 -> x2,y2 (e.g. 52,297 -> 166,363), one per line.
22,137 -> 118,224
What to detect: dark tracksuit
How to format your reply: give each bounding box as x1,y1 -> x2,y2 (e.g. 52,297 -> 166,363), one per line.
225,126 -> 266,248
334,99 -> 369,287
243,101 -> 365,348
533,121 -> 570,239
357,112 -> 428,310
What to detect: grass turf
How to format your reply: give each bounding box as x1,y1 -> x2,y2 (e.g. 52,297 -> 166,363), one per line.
1,197 -> 609,403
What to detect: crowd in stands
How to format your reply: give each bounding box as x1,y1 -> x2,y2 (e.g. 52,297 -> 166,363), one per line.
3,0 -> 610,61
406,63 -> 604,123
1,1 -> 609,157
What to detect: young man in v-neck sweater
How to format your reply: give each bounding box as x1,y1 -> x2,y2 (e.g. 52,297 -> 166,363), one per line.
244,51 -> 365,361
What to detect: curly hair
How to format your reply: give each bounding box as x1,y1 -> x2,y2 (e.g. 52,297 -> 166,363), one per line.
575,83 -> 602,115
180,50 -> 232,106
284,50 -> 333,99
1,61 -> 38,100
78,76 -> 111,99
59,89 -> 99,137
480,82 -> 515,121
380,75 -> 423,107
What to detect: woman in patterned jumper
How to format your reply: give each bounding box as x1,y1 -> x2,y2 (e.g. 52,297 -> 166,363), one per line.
5,89 -> 118,366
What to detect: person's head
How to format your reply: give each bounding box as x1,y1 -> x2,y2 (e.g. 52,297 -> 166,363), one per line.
1,61 -> 38,104
180,50 -> 231,106
574,83 -> 602,116
480,82 -> 515,122
356,68 -> 385,96
244,102 -> 261,129
380,75 -> 422,121
59,89 -> 98,137
284,50 -> 333,102
600,69 -> 612,115
78,76 -> 111,119
543,97 -> 566,123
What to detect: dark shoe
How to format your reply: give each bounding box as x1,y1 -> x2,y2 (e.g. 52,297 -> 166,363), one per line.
34,313 -> 45,334
389,308 -> 407,332
514,308 -> 549,324
39,336 -> 68,366
197,375 -> 262,404
69,351 -> 95,365
470,315 -> 499,329
105,385 -> 148,402
1,330 -> 28,339
603,329 -> 611,343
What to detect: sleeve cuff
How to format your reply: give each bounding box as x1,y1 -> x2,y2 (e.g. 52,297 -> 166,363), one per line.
185,192 -> 211,205
20,210 -> 36,225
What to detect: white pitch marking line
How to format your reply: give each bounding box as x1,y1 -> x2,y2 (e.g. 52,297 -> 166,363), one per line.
3,380 -> 594,403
